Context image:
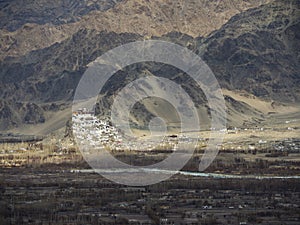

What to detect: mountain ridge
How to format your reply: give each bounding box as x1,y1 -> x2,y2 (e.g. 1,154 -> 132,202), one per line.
0,0 -> 272,60
0,0 -> 299,135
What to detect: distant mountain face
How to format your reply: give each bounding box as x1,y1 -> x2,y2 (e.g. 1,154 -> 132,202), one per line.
202,0 -> 300,102
0,0 -> 299,133
0,0 -> 271,60
0,0 -> 125,31
0,31 -> 141,130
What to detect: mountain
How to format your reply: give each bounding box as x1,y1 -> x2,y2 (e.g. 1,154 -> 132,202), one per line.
0,0 -> 299,135
0,0 -> 125,31
201,0 -> 300,102
0,0 -> 271,60
0,30 -> 141,131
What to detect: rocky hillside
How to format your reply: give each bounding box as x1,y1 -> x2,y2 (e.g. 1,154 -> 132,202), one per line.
0,0 -> 271,60
0,0 -> 299,134
0,0 -> 124,31
201,0 -> 300,102
0,30 -> 141,130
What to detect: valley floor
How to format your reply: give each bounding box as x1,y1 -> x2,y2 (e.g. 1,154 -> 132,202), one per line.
0,118 -> 299,224
0,166 -> 299,225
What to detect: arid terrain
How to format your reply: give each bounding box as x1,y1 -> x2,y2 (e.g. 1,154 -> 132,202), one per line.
0,0 -> 299,224
0,0 -> 272,59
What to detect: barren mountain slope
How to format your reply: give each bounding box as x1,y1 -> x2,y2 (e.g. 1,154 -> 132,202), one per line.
0,0 -> 299,135
0,0 -> 272,59
0,0 -> 125,31
201,0 -> 300,102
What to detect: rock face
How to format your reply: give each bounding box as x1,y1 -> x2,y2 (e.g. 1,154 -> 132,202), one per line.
201,0 -> 300,102
0,0 -> 125,31
0,0 -> 299,132
0,100 -> 16,130
0,0 -> 271,59
0,101 -> 45,129
0,30 -> 142,131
